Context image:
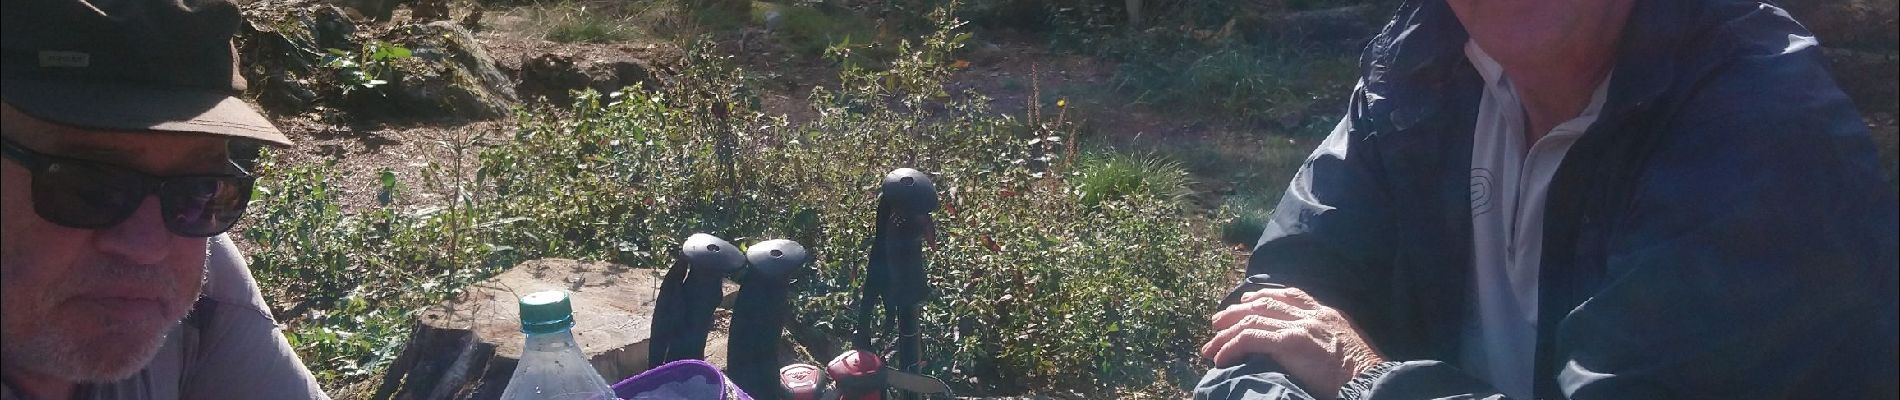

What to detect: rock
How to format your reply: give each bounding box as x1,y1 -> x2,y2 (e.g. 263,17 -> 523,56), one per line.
761,8 -> 786,32
1822,48 -> 1898,115
382,21 -> 519,120
241,6 -> 517,120
968,41 -> 1005,66
684,0 -> 751,22
517,54 -> 593,106
1870,112 -> 1899,187
410,0 -> 451,22
310,5 -> 359,50
375,259 -> 740,400
595,58 -> 660,93
326,0 -> 399,21
1785,0 -> 1898,50
256,70 -> 323,114
238,4 -> 360,116
460,8 -> 484,32
517,53 -> 662,107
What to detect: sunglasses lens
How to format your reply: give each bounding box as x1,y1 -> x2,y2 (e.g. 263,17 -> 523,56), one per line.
159,176 -> 253,237
33,162 -> 146,228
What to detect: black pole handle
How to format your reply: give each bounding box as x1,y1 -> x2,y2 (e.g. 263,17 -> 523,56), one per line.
683,233 -> 748,275
880,168 -> 939,217
854,169 -> 940,348
744,239 -> 810,282
730,239 -> 810,400
678,233 -> 745,361
650,233 -> 745,369
879,169 -> 938,400
877,169 -> 937,312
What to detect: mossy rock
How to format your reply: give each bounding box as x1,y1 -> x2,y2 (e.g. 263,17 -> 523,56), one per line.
380,21 -> 520,121
238,4 -> 360,116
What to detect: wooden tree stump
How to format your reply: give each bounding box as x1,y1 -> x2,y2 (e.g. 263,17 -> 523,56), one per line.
375,258 -> 738,400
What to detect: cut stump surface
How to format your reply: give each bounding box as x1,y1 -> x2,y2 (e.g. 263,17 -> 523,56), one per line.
375,258 -> 737,400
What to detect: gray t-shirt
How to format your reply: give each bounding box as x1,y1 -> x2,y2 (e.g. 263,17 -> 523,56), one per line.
2,235 -> 328,400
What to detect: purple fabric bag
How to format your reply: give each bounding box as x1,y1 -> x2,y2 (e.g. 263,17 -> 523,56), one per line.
612,360 -> 754,400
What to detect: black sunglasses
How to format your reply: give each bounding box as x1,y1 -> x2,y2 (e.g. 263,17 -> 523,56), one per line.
1,137 -> 256,237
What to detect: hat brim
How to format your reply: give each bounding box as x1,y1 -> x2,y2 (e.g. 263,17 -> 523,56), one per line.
1,78 -> 290,146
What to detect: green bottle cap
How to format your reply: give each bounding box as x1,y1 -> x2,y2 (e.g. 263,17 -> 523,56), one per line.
518,290 -> 575,334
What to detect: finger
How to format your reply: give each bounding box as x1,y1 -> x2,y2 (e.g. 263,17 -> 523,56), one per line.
1279,287 -> 1320,308
1239,287 -> 1318,309
1203,314 -> 1280,356
1240,287 -> 1319,309
1211,297 -> 1302,330
1201,315 -> 1294,361
1210,327 -> 1293,368
1237,287 -> 1275,304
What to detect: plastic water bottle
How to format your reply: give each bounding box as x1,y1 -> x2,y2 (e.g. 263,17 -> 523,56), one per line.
500,290 -> 619,400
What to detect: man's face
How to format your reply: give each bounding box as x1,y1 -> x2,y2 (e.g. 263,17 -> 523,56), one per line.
0,105 -> 227,382
1446,0 -> 1633,69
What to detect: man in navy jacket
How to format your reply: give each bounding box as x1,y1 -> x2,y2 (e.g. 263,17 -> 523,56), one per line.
1195,0 -> 1899,398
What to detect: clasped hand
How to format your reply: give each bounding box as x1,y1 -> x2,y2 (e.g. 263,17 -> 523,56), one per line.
1201,287 -> 1386,400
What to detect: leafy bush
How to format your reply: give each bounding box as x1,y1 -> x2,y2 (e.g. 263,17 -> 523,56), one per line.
245,157 -> 499,384
244,4 -> 1234,397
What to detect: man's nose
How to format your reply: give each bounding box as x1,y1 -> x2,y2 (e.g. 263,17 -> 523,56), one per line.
94,196 -> 177,265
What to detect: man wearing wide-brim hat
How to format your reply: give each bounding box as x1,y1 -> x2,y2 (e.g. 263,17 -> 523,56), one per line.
1,0 -> 328,398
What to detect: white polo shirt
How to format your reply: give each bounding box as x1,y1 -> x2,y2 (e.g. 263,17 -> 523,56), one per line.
1458,41 -> 1611,399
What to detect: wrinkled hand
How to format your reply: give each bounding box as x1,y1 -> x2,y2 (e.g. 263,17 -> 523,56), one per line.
1201,287 -> 1385,400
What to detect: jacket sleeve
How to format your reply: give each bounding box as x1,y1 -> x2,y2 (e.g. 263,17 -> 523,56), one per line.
180,234 -> 332,399
1245,83 -> 1398,325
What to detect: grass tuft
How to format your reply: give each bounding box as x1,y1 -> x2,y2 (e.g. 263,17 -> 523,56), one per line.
1072,152 -> 1193,208
528,2 -> 640,43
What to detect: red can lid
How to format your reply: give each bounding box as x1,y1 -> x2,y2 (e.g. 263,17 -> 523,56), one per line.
827,350 -> 884,380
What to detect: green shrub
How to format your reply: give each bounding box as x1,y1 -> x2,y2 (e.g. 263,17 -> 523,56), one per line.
244,157 -> 500,384
483,13 -> 1235,393
244,4 -> 1233,396
1218,190 -> 1274,246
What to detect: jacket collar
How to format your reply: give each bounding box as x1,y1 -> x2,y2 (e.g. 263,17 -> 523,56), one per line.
1599,0 -> 1693,119
1354,0 -> 1469,136
1355,0 -> 1694,134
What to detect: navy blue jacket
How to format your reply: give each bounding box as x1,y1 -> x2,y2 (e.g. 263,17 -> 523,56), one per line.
1197,0 -> 1899,398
